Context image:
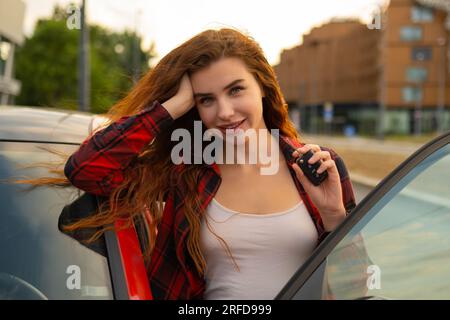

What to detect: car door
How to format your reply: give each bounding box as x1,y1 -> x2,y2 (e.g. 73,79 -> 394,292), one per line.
276,131 -> 450,300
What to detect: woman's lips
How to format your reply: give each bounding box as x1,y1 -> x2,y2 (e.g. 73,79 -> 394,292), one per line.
217,119 -> 246,133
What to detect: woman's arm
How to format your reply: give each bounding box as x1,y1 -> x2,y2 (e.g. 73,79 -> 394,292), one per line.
322,146 -> 357,215
64,75 -> 195,196
291,144 -> 356,240
64,100 -> 174,196
315,146 -> 356,241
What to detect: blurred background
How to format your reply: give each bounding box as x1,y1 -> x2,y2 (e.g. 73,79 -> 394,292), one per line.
1,0 -> 449,139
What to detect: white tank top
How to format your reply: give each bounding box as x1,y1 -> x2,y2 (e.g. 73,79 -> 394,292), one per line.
199,197 -> 319,300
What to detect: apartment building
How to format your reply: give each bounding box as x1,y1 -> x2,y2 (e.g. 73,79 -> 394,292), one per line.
275,0 -> 450,135
382,0 -> 449,134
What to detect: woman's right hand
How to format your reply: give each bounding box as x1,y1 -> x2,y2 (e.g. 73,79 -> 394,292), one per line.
162,74 -> 195,120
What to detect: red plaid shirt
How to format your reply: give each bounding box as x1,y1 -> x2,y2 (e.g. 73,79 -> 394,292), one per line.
64,100 -> 356,300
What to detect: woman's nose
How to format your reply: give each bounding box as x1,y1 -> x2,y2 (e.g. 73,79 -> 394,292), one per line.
217,99 -> 235,120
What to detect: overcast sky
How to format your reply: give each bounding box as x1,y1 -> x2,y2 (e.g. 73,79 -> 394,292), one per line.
22,0 -> 387,66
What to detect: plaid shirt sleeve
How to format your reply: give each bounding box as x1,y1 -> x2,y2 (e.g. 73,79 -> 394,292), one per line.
64,100 -> 174,196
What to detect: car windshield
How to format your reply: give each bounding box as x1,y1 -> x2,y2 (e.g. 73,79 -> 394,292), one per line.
0,141 -> 113,300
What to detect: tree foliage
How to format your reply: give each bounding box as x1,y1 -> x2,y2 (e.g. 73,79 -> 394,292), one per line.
15,5 -> 155,114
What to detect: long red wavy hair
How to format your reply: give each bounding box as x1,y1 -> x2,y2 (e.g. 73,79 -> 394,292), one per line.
12,28 -> 302,276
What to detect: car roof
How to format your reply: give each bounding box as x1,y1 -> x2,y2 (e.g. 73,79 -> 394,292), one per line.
0,105 -> 109,144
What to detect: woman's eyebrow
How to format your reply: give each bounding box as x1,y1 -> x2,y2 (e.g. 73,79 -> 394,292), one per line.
193,79 -> 244,98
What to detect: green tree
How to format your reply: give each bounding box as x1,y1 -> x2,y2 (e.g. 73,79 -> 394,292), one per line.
15,5 -> 155,114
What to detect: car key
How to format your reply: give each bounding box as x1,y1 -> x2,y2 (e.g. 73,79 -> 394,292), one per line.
295,149 -> 328,186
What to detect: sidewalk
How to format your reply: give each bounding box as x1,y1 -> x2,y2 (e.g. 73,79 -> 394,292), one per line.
300,134 -> 428,187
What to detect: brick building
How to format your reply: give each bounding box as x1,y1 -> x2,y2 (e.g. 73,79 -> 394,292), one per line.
274,0 -> 450,135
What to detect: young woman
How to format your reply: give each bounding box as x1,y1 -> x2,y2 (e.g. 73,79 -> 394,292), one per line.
63,28 -> 356,300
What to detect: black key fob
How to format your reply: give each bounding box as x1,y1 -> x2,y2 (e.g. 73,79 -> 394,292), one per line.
295,149 -> 328,186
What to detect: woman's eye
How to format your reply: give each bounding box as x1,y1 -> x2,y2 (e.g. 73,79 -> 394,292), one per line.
230,86 -> 244,95
198,87 -> 244,105
199,97 -> 212,105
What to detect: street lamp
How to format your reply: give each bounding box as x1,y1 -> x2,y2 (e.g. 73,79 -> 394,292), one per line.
437,37 -> 446,134
413,54 -> 425,137
78,0 -> 90,112
377,4 -> 388,141
297,82 -> 306,132
309,40 -> 320,135
414,82 -> 423,136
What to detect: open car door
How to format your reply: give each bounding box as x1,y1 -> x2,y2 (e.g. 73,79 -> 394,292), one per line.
276,131 -> 450,300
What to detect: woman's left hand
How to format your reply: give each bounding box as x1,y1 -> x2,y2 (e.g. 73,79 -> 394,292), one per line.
291,144 -> 346,231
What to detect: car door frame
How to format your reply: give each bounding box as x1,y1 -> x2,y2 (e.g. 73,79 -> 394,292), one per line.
58,189 -> 153,300
275,130 -> 450,299
93,195 -> 153,300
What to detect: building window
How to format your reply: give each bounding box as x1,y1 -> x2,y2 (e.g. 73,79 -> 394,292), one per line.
402,87 -> 423,103
400,26 -> 423,41
412,47 -> 432,61
411,6 -> 434,22
406,67 -> 428,82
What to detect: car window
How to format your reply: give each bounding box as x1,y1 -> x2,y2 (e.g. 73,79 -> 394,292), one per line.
0,141 -> 114,300
292,142 -> 450,300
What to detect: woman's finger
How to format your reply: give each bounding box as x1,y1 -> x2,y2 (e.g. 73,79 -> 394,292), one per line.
316,159 -> 335,174
291,162 -> 313,187
307,150 -> 331,165
292,144 -> 321,157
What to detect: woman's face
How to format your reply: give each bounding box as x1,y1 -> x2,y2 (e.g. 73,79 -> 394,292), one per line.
190,57 -> 267,141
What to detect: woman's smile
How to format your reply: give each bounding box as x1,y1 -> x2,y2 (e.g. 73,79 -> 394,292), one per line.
217,118 -> 246,134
